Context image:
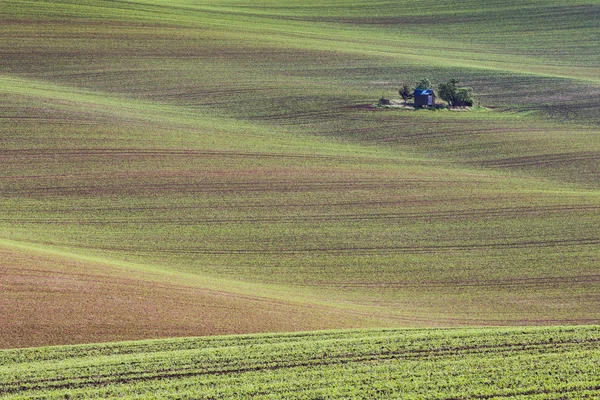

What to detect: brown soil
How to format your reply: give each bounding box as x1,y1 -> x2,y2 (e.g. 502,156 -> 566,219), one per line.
0,246 -> 367,349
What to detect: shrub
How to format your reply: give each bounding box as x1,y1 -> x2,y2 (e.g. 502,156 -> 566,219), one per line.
415,78 -> 433,90
437,79 -> 474,107
399,84 -> 413,104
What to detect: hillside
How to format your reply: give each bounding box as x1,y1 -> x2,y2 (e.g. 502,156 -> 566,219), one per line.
1,327 -> 599,398
1,0 -> 599,348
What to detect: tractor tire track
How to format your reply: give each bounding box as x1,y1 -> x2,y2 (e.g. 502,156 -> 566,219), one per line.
3,205 -> 597,225
3,338 -> 597,395
100,238 -> 598,255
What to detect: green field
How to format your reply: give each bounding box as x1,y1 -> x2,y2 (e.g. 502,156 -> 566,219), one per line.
2,326 -> 600,399
1,0 -> 600,389
2,0 -> 600,397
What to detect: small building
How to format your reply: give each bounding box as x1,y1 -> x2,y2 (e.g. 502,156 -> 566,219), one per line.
413,89 -> 435,107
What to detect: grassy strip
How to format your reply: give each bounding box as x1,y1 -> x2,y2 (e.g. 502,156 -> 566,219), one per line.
0,326 -> 599,398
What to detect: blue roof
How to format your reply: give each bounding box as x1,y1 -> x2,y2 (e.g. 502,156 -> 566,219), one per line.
414,89 -> 433,96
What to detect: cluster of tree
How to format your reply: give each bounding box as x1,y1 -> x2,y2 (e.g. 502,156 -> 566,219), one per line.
437,79 -> 474,107
399,78 -> 474,107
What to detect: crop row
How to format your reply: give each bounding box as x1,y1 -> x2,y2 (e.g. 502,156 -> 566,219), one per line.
1,326 -> 599,399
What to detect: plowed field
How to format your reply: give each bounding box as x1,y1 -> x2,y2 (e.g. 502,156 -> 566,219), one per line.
1,0 -> 599,348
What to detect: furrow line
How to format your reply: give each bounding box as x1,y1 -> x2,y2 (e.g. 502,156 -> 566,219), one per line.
3,338 -> 595,395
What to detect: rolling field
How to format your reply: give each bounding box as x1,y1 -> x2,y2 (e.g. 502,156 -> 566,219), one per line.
1,0 -> 600,351
1,326 -> 600,398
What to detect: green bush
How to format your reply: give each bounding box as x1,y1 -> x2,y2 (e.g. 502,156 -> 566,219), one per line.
438,79 -> 474,106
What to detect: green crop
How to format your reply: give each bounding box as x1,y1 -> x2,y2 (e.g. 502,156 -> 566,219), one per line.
1,327 -> 599,399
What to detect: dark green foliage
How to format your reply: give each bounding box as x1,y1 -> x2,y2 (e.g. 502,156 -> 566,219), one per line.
438,79 -> 474,106
415,78 -> 433,90
399,84 -> 412,104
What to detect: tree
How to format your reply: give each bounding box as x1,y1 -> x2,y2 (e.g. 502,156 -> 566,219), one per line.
437,79 -> 473,107
415,78 -> 433,90
454,87 -> 474,106
399,84 -> 413,104
437,79 -> 459,105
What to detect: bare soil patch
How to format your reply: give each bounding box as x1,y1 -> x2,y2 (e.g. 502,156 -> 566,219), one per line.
0,246 -> 365,349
